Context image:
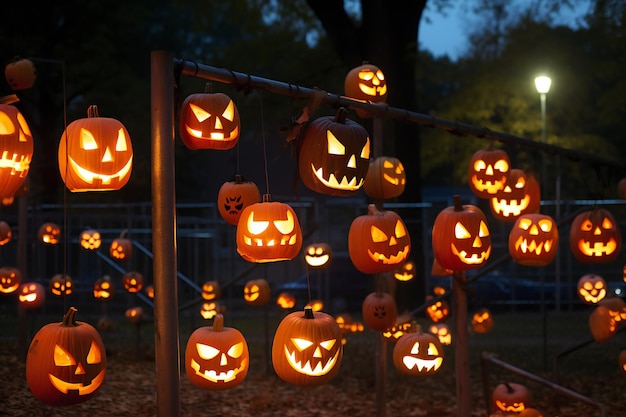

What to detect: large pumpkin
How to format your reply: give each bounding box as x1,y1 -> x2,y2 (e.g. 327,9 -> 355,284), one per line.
432,195 -> 491,271
467,147 -> 510,198
363,156 -> 406,199
0,103 -> 33,199
348,204 -> 411,274
217,174 -> 261,226
392,323 -> 444,376
569,206 -> 622,263
298,107 -> 371,196
26,307 -> 106,406
58,105 -> 133,192
185,314 -> 249,390
362,291 -> 398,331
508,213 -> 559,266
490,169 -> 541,222
272,306 -> 343,386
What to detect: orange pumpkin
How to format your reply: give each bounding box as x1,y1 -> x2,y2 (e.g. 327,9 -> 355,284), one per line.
490,169 -> 540,222
123,271 -> 143,293
0,220 -> 12,245
201,280 -> 221,301
304,242 -> 333,269
344,63 -> 387,118
589,305 -> 617,342
93,276 -> 114,300
4,57 -> 37,90
569,206 -> 622,263
362,291 -> 398,331
243,278 -> 271,307
392,323 -> 444,376
18,282 -> 45,308
0,103 -> 33,199
79,229 -> 102,251
0,266 -> 21,294
508,213 -> 558,266
492,382 -> 530,413
109,230 -> 132,261
471,308 -> 494,333
217,174 -> 261,226
49,274 -> 73,297
38,222 -> 61,245
467,147 -> 510,198
363,156 -> 406,199
577,274 -> 607,304
393,259 -> 416,282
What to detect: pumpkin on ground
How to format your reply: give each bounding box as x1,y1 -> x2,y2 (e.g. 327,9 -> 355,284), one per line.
491,382 -> 531,413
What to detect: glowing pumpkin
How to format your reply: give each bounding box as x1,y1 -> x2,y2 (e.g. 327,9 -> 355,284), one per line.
122,271 -> 143,293
93,276 -> 114,300
217,174 -> 261,226
589,305 -> 617,342
490,169 -> 540,222
569,206 -> 622,263
428,323 -> 452,345
243,278 -> 271,307
276,292 -> 296,309
363,156 -> 406,200
304,242 -> 332,269
393,259 -> 416,282
18,282 -> 45,309
49,274 -> 73,297
425,298 -> 450,323
471,308 -> 494,334
577,274 -> 607,304
109,230 -> 132,261
392,323 -> 444,376
0,103 -> 33,199
467,147 -> 510,198
201,280 -> 221,301
0,266 -> 21,294
125,307 -> 144,324
382,321 -> 413,344
5,57 -> 37,90
38,222 -> 61,245
492,382 -> 530,413
508,213 -> 558,266
344,63 -> 387,118
79,229 -> 101,251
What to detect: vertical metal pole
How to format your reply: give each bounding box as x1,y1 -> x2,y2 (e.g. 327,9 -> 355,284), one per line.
539,91 -> 549,371
150,50 -> 180,417
453,271 -> 471,417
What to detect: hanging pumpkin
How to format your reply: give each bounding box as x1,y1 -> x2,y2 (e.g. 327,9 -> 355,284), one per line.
145,284 -> 155,299
18,282 -> 45,309
272,306 -> 343,386
49,274 -> 73,297
79,229 -> 102,251
363,156 -> 406,200
109,230 -> 132,261
185,314 -> 249,390
276,292 -> 296,309
0,266 -> 21,294
428,323 -> 452,345
382,321 -> 413,344
392,323 -> 444,376
200,302 -> 223,320
123,271 -> 143,293
298,107 -> 371,196
217,174 -> 261,226
471,308 -> 494,334
304,242 -> 333,269
5,57 -> 37,90
425,298 -> 450,323
236,194 -> 302,263
0,220 -> 12,245
26,307 -> 106,406
306,299 -> 324,312
179,85 -> 240,150
58,105 -> 133,192
490,169 -> 541,222
467,147 -> 510,198
201,280 -> 221,301
93,275 -> 114,300
0,103 -> 33,199
344,63 -> 387,118
492,382 -> 531,413
569,206 -> 622,263
348,204 -> 411,274
362,291 -> 398,331
432,195 -> 491,271
599,296 -> 626,322
125,307 -> 144,324
589,305 -> 617,343
393,259 -> 416,282
38,222 -> 61,245
243,278 -> 271,307
508,213 -> 559,266
577,274 -> 607,304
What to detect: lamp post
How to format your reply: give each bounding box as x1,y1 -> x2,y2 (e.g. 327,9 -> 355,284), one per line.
535,75 -> 551,144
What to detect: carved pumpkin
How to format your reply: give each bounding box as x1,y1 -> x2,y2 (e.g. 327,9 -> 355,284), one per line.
577,274 -> 607,304
38,222 -> 61,245
179,86 -> 240,150
243,278 -> 271,306
5,57 -> 37,90
58,105 -> 133,192
348,204 -> 411,274
362,291 -> 398,331
185,314 -> 249,390
49,274 -> 73,297
363,156 -> 406,200
236,194 -> 302,263
425,298 -> 450,323
217,174 -> 261,226
508,213 -> 559,266
26,307 -> 106,406
0,266 -> 21,294
589,305 -> 617,342
125,307 -> 144,324
0,220 -> 12,245
93,276 -> 114,300
276,292 -> 296,309
200,302 -> 222,320
599,296 -> 626,322
492,382 -> 530,413
304,242 -> 332,269
272,306 -> 343,386
428,323 -> 452,345
18,282 -> 45,308
298,107 -> 371,196
79,229 -> 101,251
490,169 -> 541,222
619,349 -> 626,376
122,271 -> 143,293
109,230 -> 132,261
471,308 -> 494,334
382,321 -> 413,344
569,206 -> 622,263
201,281 -> 221,301
432,195 -> 491,271
393,323 -> 444,376
0,103 -> 33,199
467,147 -> 510,198
145,284 -> 155,299
393,259 -> 416,282
344,63 -> 387,118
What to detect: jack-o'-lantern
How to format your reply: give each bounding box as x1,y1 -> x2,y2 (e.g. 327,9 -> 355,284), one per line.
217,174 -> 261,226
619,349 -> 626,376
432,195 -> 491,271
428,323 -> 452,345
0,104 -> 33,199
336,314 -> 365,337
58,105 -> 133,192
362,291 -> 398,331
393,259 -> 416,282
363,156 -> 406,199
0,220 -> 12,245
393,323 -> 444,376
5,57 -> 37,90
201,281 -> 221,301
0,266 -> 21,294
38,222 -> 61,245
18,282 -> 45,308
26,307 -> 106,406
185,314 -> 249,390
344,63 -> 387,118
49,274 -> 73,297
125,307 -> 144,324
304,242 -> 333,269
471,308 -> 494,333
577,274 -> 607,304
569,206 -> 622,263
276,292 -> 296,309
79,229 -> 101,251
490,169 -> 540,222
236,195 -> 302,263
492,382 -> 530,413
382,321 -> 413,343
298,107 -> 371,196
468,147 -> 510,198
509,213 -> 559,266
109,231 -> 132,261
348,204 -> 411,274
179,85 -> 240,150
589,305 -> 617,342
123,271 -> 143,293
599,297 -> 626,322
272,306 -> 343,386
93,276 -> 114,300
243,278 -> 271,306
200,302 -> 222,320
145,284 -> 155,299
425,299 -> 450,323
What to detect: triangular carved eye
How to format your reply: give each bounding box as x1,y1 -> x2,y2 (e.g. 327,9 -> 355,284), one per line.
320,339 -> 336,351
292,338 -> 313,351
222,101 -> 235,122
227,342 -> 244,358
87,341 -> 102,364
0,112 -> 15,135
371,225 -> 388,242
196,343 -> 220,360
190,103 -> 211,122
494,159 -> 509,172
327,131 -> 345,155
80,129 -> 98,150
116,129 -> 128,151
395,220 -> 407,238
455,223 -> 471,239
360,138 -> 371,159
602,217 -> 614,229
54,344 -> 76,366
479,221 -> 489,237
273,210 -> 295,234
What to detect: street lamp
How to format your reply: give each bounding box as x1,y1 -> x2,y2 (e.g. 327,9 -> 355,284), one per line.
534,75 -> 551,143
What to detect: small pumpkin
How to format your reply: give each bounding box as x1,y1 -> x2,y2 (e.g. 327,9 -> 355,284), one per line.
508,213 -> 558,266
492,382 -> 531,413
363,156 -> 406,200
569,206 -> 622,263
471,308 -> 494,334
490,169 -> 541,222
344,63 -> 387,118
276,291 -> 296,309
18,282 -> 45,308
577,274 -> 607,304
125,307 -> 144,324
93,275 -> 114,300
123,271 -> 143,293
467,147 -> 510,198
243,278 -> 271,307
428,322 -> 452,345
5,57 -> 37,90
393,323 -> 444,376
109,230 -> 132,261
0,220 -> 12,245
0,266 -> 21,294
38,222 -> 61,245
201,280 -> 221,301
304,242 -> 333,270
425,298 -> 450,323
362,291 -> 398,331
79,229 -> 102,251
393,259 -> 416,282
49,274 -> 73,297
217,174 -> 261,226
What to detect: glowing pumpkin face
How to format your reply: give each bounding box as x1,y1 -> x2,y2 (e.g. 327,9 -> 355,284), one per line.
276,292 -> 296,309
125,307 -> 143,324
123,271 -> 143,293
200,302 -> 220,320
492,382 -> 530,413
425,299 -> 450,323
362,292 -> 398,331
599,297 -> 626,322
109,234 -> 132,261
589,304 -> 618,342
345,63 -> 387,102
393,259 -> 416,282
432,195 -> 491,271
272,307 -> 343,386
577,274 -> 607,304
393,324 -> 444,376
471,308 -> 494,333
18,282 -> 45,308
0,104 -> 33,199
363,156 -> 406,200
93,276 -> 113,300
236,196 -> 302,263
468,148 -> 510,198
49,274 -> 73,297
202,281 -> 221,300
79,229 -> 101,251
490,169 -> 540,222
509,213 -> 558,266
428,323 -> 452,345
217,174 -> 261,226
569,207 -> 622,263
304,242 -> 332,269
243,278 -> 271,306
0,266 -> 21,294
382,321 -> 412,343
179,90 -> 240,150
26,307 -> 106,406
0,220 -> 12,245
58,105 -> 133,192
38,222 -> 61,245
298,108 -> 371,196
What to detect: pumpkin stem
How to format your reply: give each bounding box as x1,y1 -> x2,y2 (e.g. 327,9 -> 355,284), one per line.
453,195 -> 463,212
334,107 -> 348,124
367,204 -> 380,216
262,193 -> 271,203
87,105 -> 99,118
119,229 -> 128,239
234,174 -> 243,184
409,321 -> 421,334
303,306 -> 315,319
212,314 -> 224,332
204,83 -> 213,94
62,306 -> 79,327
504,382 -> 515,393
